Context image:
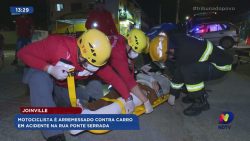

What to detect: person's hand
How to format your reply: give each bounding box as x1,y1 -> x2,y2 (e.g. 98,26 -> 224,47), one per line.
144,100 -> 153,114
125,96 -> 135,114
55,61 -> 75,70
47,65 -> 69,80
167,94 -> 175,106
152,81 -> 160,93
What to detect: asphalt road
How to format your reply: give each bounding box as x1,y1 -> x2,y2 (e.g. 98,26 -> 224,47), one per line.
0,50 -> 250,141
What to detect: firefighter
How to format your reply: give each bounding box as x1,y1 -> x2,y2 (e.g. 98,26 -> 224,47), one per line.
85,3 -> 118,36
86,7 -> 154,114
97,29 -> 154,114
17,29 -> 135,141
149,33 -> 233,116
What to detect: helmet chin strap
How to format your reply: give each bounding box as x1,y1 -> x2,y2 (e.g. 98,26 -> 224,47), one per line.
77,47 -> 84,64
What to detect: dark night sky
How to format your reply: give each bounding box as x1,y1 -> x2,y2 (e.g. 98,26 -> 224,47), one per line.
136,0 -> 249,24
0,0 -> 249,30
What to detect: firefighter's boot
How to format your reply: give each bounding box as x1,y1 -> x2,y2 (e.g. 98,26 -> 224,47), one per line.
183,94 -> 210,116
182,95 -> 195,104
182,93 -> 208,104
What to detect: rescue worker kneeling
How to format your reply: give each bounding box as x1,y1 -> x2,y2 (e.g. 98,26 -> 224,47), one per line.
85,9 -> 155,113
95,28 -> 154,114
149,34 -> 233,116
18,29 -> 134,141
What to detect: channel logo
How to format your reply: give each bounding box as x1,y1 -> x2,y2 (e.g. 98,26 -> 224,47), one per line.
218,111 -> 234,130
218,112 -> 234,124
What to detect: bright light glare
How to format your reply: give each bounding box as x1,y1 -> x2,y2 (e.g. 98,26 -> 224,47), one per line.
93,22 -> 98,27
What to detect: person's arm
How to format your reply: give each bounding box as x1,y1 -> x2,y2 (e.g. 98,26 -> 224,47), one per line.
96,65 -> 135,114
96,65 -> 130,100
17,39 -> 51,71
18,36 -> 74,81
111,35 -> 153,113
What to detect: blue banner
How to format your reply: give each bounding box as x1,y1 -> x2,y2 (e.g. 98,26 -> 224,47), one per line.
10,6 -> 34,15
15,114 -> 139,130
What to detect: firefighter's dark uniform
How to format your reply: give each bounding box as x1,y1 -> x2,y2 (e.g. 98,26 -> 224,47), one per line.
169,33 -> 233,116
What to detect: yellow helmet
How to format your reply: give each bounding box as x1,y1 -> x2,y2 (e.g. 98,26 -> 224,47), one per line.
127,28 -> 147,53
77,29 -> 111,66
149,35 -> 168,62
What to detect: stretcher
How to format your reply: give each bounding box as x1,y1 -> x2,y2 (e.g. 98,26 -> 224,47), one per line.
67,65 -> 170,134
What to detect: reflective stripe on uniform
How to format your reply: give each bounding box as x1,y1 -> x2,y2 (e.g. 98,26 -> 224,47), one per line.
170,82 -> 184,90
211,63 -> 232,71
186,82 -> 204,92
199,41 -> 213,62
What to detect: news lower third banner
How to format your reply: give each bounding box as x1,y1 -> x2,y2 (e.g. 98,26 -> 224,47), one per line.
15,114 -> 139,130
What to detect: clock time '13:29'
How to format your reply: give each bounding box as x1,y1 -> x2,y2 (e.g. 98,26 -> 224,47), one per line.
10,6 -> 34,14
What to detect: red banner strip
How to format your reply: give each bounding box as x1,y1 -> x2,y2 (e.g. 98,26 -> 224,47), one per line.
20,107 -> 82,114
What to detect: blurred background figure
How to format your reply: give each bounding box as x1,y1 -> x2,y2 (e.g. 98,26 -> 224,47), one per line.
12,14 -> 34,65
85,3 -> 118,36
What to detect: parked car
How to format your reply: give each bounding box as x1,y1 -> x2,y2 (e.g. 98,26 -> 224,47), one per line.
186,12 -> 219,30
187,21 -> 240,49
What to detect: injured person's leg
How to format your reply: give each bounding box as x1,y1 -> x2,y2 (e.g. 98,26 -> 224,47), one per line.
69,93 -> 142,135
86,93 -> 142,114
